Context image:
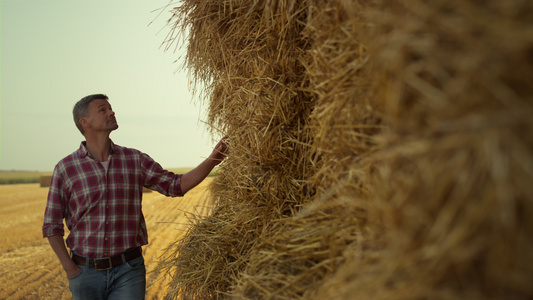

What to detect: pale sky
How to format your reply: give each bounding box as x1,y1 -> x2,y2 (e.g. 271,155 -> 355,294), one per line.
1,0 -> 218,172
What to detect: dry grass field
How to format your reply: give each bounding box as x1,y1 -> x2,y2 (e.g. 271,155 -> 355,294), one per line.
0,178 -> 214,299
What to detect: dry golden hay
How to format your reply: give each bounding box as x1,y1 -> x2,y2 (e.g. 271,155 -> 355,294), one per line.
158,201 -> 280,299
159,0 -> 533,299
231,1 -> 380,298
309,0 -> 533,299
160,1 -> 316,298
231,196 -> 374,300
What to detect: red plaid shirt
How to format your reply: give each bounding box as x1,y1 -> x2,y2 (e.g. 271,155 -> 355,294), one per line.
42,141 -> 182,258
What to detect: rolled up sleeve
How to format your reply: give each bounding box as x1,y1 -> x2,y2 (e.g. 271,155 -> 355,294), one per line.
42,168 -> 66,238
141,153 -> 183,197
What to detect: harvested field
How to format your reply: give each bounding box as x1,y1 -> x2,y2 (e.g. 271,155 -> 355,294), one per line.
0,179 -> 214,299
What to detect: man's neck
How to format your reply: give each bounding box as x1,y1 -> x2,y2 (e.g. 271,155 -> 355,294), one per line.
85,133 -> 112,162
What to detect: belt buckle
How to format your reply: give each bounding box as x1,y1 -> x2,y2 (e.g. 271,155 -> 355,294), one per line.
94,257 -> 113,270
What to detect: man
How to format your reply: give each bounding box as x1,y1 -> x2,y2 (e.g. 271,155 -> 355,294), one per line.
42,94 -> 227,299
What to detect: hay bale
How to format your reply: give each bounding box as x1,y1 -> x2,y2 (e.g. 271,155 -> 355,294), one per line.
39,173 -> 53,187
159,202 -> 275,299
231,0 -> 379,298
310,0 -> 533,299
161,1 -> 316,298
231,198 -> 371,299
159,0 -> 533,299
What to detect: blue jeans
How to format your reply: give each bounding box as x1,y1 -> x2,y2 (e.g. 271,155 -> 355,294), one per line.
68,255 -> 146,300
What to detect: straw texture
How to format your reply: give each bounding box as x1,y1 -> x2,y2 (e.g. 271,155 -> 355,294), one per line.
158,0 -> 533,299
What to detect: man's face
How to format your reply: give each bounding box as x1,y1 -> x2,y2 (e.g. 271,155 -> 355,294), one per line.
83,99 -> 119,133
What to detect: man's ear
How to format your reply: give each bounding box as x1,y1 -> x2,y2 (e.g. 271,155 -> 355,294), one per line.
80,117 -> 90,131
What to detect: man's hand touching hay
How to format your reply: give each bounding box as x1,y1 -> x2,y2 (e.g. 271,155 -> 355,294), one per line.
181,136 -> 228,194
209,136 -> 228,165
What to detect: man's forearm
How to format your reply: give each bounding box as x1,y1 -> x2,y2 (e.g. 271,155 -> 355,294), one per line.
181,158 -> 219,194
180,137 -> 227,194
47,235 -> 80,277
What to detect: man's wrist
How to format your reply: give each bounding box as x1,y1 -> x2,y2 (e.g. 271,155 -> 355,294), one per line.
206,156 -> 221,167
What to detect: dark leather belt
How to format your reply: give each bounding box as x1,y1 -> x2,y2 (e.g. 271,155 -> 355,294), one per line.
71,247 -> 142,271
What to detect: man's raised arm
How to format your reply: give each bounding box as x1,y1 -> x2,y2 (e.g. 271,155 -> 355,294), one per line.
180,137 -> 228,194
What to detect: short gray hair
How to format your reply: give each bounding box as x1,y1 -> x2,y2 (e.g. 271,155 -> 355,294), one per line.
73,94 -> 109,134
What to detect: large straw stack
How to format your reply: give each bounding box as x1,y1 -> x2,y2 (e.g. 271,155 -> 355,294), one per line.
231,1 -> 380,298
159,0 -> 533,299
159,1 -> 316,299
309,1 -> 533,299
